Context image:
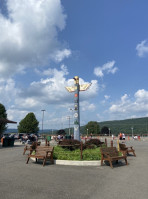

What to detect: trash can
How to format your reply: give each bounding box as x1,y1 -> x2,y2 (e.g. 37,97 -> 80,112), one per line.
9,138 -> 14,146
47,135 -> 51,142
2,137 -> 9,147
65,135 -> 71,140
2,137 -> 14,147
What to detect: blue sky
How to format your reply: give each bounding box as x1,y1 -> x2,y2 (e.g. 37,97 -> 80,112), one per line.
0,0 -> 148,130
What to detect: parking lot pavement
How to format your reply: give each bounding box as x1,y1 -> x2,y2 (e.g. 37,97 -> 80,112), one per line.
0,139 -> 148,199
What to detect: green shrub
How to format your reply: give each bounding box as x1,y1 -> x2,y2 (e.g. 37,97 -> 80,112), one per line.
83,139 -> 104,150
53,146 -> 101,160
59,139 -> 81,150
85,139 -> 104,146
82,148 -> 101,160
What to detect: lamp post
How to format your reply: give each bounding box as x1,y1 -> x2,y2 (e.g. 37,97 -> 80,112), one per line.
61,117 -> 64,129
41,110 -> 45,133
109,128 -> 110,137
87,129 -> 88,136
131,127 -> 134,138
131,127 -> 133,138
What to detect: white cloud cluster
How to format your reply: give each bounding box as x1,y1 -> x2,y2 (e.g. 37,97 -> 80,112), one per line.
0,63 -> 99,127
36,64 -> 69,76
136,40 -> 148,57
13,67 -> 99,110
79,78 -> 99,99
94,61 -> 118,78
0,0 -> 71,79
109,89 -> 148,118
134,89 -> 148,102
0,79 -> 19,104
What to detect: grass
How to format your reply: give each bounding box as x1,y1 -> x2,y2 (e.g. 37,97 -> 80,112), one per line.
53,146 -> 102,161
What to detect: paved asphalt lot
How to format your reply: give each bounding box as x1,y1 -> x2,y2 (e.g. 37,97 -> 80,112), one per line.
0,138 -> 148,199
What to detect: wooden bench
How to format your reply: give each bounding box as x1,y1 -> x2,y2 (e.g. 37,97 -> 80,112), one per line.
23,141 -> 41,155
26,146 -> 54,166
119,143 -> 136,157
100,147 -> 128,168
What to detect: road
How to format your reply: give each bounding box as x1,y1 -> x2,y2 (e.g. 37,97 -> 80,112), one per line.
0,138 -> 148,199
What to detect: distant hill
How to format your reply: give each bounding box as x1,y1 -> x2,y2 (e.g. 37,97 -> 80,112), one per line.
78,117 -> 148,136
5,129 -> 18,133
5,129 -> 57,134
99,117 -> 148,135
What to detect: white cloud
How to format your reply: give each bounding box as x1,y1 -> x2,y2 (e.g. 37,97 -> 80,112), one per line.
0,79 -> 19,104
101,95 -> 110,104
37,64 -> 69,76
94,67 -> 104,77
51,49 -> 71,62
79,79 -> 99,100
0,0 -> 71,78
94,61 -> 118,77
136,40 -> 148,57
81,101 -> 96,112
134,89 -> 148,102
109,89 -> 148,118
7,109 -> 28,123
104,95 -> 110,100
121,94 -> 128,103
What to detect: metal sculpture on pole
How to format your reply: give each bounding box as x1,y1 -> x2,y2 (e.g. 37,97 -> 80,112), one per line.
65,76 -> 91,141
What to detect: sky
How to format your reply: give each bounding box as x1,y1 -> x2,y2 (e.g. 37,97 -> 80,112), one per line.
0,0 -> 148,130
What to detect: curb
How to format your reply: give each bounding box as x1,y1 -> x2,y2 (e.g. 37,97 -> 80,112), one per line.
30,158 -> 101,166
54,160 -> 101,166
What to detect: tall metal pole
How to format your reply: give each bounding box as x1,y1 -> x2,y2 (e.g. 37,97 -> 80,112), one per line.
73,77 -> 80,141
131,127 -> 133,138
61,117 -> 64,129
41,110 -> 45,133
109,128 -> 110,137
67,116 -> 71,135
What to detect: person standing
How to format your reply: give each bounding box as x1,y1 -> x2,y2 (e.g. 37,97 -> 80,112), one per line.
112,134 -> 114,140
119,133 -> 122,140
122,133 -> 125,140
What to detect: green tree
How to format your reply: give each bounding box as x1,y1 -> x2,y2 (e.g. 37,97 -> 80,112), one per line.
56,129 -> 66,135
0,103 -> 7,137
85,121 -> 100,135
18,112 -> 39,134
101,126 -> 109,135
